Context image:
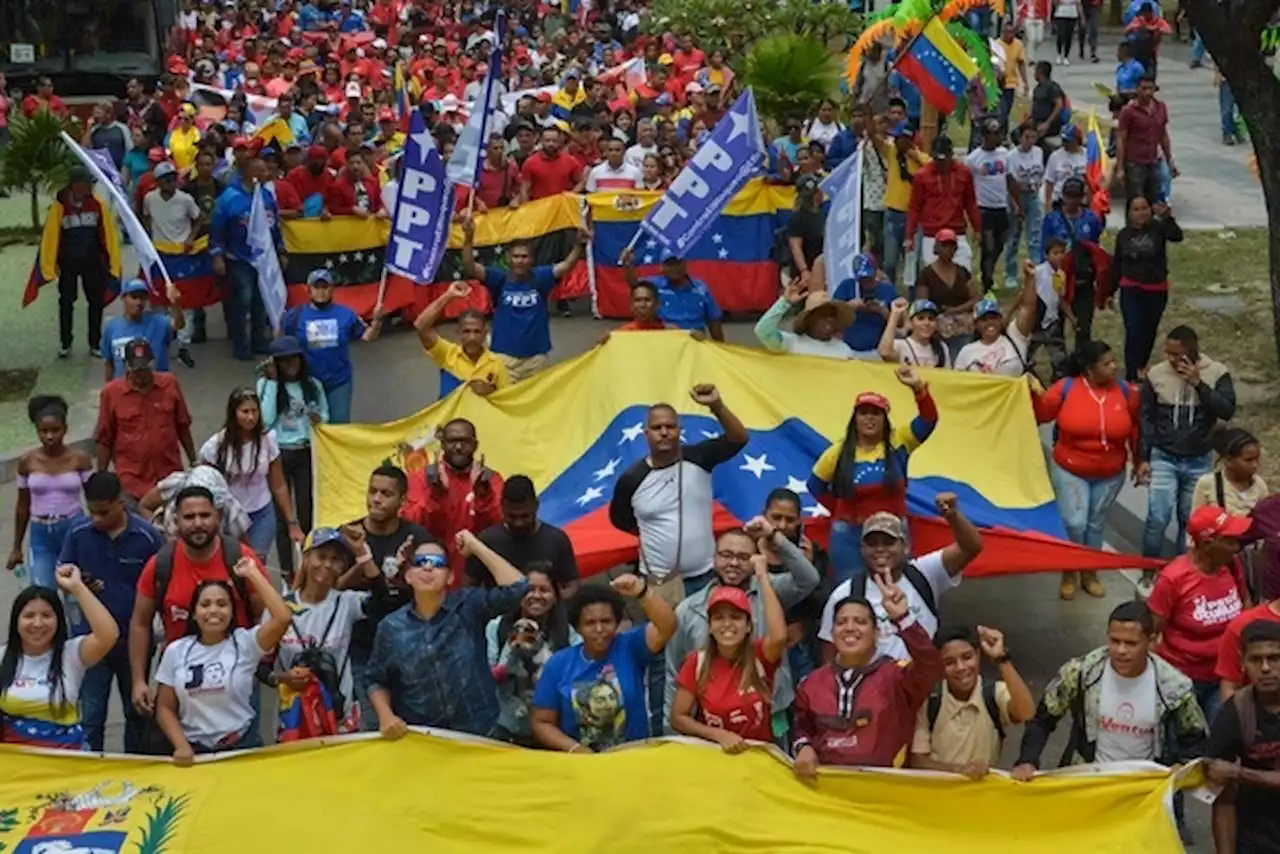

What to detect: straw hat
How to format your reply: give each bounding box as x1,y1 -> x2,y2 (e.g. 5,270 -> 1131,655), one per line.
793,291 -> 855,334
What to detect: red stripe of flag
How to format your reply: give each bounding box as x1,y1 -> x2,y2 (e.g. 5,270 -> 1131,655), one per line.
895,52 -> 961,115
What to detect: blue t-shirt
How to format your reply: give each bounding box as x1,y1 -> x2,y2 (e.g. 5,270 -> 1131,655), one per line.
484,265 -> 556,359
531,625 -> 651,751
1041,208 -> 1105,254
100,312 -> 173,377
283,302 -> 366,389
1115,59 -> 1146,93
651,276 -> 722,331
833,278 -> 898,352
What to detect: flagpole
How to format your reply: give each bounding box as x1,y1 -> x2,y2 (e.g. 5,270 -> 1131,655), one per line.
374,267 -> 389,316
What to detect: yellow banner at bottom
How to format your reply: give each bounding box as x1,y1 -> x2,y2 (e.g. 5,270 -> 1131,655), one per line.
0,734 -> 1186,852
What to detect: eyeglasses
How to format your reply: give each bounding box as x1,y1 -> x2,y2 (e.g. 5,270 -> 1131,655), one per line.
715,550 -> 754,564
410,553 -> 449,569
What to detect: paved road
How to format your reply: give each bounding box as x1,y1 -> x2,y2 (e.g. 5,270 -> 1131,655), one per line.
1034,32 -> 1265,229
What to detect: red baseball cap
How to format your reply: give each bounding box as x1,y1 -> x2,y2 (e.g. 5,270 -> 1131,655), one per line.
935,228 -> 958,244
307,144 -> 329,161
378,107 -> 396,121
854,392 -> 891,413
707,586 -> 751,616
1187,506 -> 1252,543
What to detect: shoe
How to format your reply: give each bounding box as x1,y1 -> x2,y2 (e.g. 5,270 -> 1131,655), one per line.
57,347 -> 70,360
89,348 -> 102,360
1063,57 -> 1070,66
1081,571 -> 1105,598
1059,572 -> 1077,600
1189,60 -> 1203,69
1004,276 -> 1019,290
560,308 -> 573,318
1224,134 -> 1236,146
1091,55 -> 1099,64
178,347 -> 195,368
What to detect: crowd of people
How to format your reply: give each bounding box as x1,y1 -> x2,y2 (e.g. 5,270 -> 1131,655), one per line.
2,0 -> 1279,850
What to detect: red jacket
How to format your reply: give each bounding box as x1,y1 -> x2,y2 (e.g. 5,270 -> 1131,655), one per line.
325,173 -> 384,215
401,464 -> 504,581
1034,377 -> 1139,481
792,620 -> 941,768
905,161 -> 981,241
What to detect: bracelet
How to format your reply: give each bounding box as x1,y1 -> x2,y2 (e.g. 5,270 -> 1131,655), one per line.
636,579 -> 649,599
287,519 -> 300,526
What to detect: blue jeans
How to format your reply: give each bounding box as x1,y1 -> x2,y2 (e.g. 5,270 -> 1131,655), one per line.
1193,679 -> 1221,725
1219,83 -> 1238,138
27,515 -> 81,589
246,503 -> 277,564
79,643 -> 143,752
1142,449 -> 1214,558
1005,190 -> 1044,281
882,209 -> 908,285
999,89 -> 1016,130
1048,462 -> 1125,549
326,381 -> 353,424
223,258 -> 270,361
1190,32 -> 1205,65
1156,159 -> 1172,205
828,519 -> 866,588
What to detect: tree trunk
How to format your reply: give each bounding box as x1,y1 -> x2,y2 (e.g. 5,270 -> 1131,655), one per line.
29,186 -> 39,230
1189,0 -> 1280,363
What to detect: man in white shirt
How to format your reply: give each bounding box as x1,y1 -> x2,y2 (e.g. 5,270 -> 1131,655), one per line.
1012,600 -> 1207,781
963,119 -> 1015,292
142,161 -> 201,367
1042,124 -> 1088,207
817,495 -> 983,661
586,138 -> 643,192
624,119 -> 658,171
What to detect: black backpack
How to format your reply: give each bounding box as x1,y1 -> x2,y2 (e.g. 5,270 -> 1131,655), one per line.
153,534 -> 252,628
289,603 -> 347,719
926,680 -> 1006,741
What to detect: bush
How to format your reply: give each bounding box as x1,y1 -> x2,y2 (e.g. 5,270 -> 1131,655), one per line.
0,111 -> 78,228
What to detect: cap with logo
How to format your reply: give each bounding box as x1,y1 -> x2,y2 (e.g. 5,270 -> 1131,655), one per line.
304,527 -> 355,559
861,512 -> 906,542
1187,506 -> 1252,543
124,338 -> 155,370
973,297 -> 1003,319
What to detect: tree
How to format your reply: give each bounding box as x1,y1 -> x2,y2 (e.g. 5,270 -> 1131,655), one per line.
742,34 -> 842,130
1188,0 -> 1280,362
0,111 -> 78,229
646,0 -> 862,54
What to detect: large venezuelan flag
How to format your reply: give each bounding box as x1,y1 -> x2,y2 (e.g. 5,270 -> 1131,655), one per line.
0,732 -> 1191,852
144,236 -> 223,309
897,18 -> 980,114
589,179 -> 790,318
312,332 -> 1160,576
1086,110 -> 1112,219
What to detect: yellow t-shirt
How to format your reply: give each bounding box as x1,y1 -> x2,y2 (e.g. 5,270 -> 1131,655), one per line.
881,140 -> 929,213
168,126 -> 202,171
425,337 -> 510,394
1002,39 -> 1026,90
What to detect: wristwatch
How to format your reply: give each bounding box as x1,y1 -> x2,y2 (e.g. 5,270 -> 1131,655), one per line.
992,653 -> 1012,666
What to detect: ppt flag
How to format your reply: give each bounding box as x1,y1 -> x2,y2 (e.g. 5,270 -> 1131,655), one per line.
60,131 -> 170,290
249,183 -> 287,333
386,111 -> 455,284
446,10 -> 506,188
637,88 -> 766,257
822,143 -> 863,293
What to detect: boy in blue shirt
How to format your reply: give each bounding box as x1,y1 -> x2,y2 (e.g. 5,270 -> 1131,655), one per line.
459,214 -> 588,381
620,249 -> 726,341
833,254 -> 899,357
1115,42 -> 1146,97
282,269 -> 382,424
100,279 -> 187,380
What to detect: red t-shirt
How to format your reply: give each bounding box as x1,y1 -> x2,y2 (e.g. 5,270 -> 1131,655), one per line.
520,151 -> 582,201
675,639 -> 779,742
137,539 -> 259,643
1214,603 -> 1280,686
617,320 -> 669,331
1148,555 -> 1246,683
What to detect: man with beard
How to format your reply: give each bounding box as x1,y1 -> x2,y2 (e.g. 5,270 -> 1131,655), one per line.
662,517 -> 821,735
127,486 -> 265,721
336,465 -> 432,732
463,475 -> 579,599
401,419 -> 504,577
817,494 -> 983,661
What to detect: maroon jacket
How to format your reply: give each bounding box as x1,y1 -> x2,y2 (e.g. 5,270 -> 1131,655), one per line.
905,161 -> 981,240
792,619 -> 942,768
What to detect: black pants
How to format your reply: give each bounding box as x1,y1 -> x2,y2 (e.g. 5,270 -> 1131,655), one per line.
1120,287 -> 1168,380
1124,162 -> 1161,205
275,446 -> 314,581
978,207 -> 1009,291
58,258 -> 107,351
1072,277 -> 1095,349
1055,18 -> 1076,58
862,209 -> 885,263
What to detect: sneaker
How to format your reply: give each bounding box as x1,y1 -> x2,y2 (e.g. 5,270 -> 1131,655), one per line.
1063,57 -> 1070,66
1224,134 -> 1236,146
1136,569 -> 1157,600
1091,54 -> 1099,64
1189,60 -> 1203,69
1004,276 -> 1020,290
178,347 -> 195,368
57,347 -> 70,359
89,349 -> 102,360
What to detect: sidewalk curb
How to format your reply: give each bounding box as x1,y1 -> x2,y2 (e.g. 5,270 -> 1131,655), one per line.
0,389 -> 100,485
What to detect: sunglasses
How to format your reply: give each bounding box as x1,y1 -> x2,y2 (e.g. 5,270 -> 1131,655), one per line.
410,553 -> 449,569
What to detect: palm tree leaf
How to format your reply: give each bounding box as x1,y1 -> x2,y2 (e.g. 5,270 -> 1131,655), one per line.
946,21 -> 1000,106
743,34 -> 840,128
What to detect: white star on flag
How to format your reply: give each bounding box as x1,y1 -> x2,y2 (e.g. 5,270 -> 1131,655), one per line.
645,239 -> 657,250
786,476 -> 809,494
618,423 -> 645,443
324,258 -> 336,269
411,127 -> 436,165
593,458 -> 622,481
711,233 -> 723,244
679,429 -> 688,443
339,253 -> 349,264
727,108 -> 749,142
642,254 -> 654,264
739,453 -> 776,479
717,248 -> 729,260
576,486 -> 604,506
804,504 -> 831,518
700,430 -> 720,439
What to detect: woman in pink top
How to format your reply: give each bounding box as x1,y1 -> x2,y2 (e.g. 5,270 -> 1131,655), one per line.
1148,505 -> 1252,724
6,396 -> 92,589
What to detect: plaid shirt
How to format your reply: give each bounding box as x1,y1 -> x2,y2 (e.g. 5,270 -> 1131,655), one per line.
365,583 -> 528,736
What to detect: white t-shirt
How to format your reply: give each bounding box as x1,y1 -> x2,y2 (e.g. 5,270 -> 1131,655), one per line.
0,638 -> 89,746
156,626 -> 266,749
1006,146 -> 1046,195
1054,0 -> 1080,18
586,161 -> 643,192
817,549 -> 960,661
805,119 -> 844,149
954,322 -> 1031,377
1094,661 -> 1159,763
381,179 -> 399,218
199,431 -> 281,513
624,142 -> 658,171
1044,148 -> 1088,202
1034,261 -> 1064,326
964,147 -> 1011,209
271,589 -> 369,733
893,336 -> 952,368
778,332 -> 856,359
144,188 -> 201,244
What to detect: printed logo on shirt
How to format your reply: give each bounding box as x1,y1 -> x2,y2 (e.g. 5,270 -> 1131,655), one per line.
977,160 -> 1007,177
61,212 -> 100,230
503,289 -> 541,310
110,336 -> 136,365
183,661 -> 229,697
571,664 -> 625,751
1098,702 -> 1155,738
1191,588 -> 1243,626
305,318 -> 340,349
